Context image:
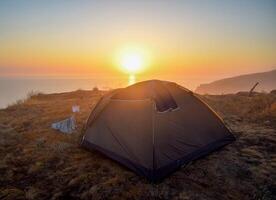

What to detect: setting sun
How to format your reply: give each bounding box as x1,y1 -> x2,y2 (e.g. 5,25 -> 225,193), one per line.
115,45 -> 150,75
121,53 -> 143,74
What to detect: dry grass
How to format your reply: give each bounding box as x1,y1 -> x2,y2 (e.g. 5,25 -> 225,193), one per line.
201,93 -> 276,127
0,90 -> 275,199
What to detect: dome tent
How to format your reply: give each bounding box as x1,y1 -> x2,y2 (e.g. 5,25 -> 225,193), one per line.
81,80 -> 235,182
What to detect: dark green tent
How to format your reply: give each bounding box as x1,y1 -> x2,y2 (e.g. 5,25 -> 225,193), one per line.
82,80 -> 235,182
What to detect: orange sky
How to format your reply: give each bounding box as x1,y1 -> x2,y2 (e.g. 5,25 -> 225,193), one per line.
0,1 -> 275,78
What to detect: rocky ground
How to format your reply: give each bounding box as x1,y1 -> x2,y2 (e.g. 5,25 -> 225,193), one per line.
0,90 -> 275,200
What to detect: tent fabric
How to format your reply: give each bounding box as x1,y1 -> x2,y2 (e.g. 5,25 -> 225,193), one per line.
82,80 -> 235,182
112,80 -> 178,112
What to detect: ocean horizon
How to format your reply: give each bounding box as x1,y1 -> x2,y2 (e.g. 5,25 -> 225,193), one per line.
0,76 -> 215,109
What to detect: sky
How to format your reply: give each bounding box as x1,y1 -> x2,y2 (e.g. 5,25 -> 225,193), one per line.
0,0 -> 275,79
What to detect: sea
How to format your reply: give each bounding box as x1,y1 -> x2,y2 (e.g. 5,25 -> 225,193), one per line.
0,75 -> 213,109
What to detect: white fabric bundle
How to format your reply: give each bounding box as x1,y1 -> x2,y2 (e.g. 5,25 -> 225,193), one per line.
51,116 -> 76,134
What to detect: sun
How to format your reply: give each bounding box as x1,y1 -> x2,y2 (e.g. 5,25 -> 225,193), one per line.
121,53 -> 143,74
116,46 -> 149,75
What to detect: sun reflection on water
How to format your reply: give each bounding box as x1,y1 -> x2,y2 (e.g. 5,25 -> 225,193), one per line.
128,75 -> 136,86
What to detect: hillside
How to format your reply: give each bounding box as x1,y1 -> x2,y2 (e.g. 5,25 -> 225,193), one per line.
0,90 -> 275,199
195,69 -> 276,94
